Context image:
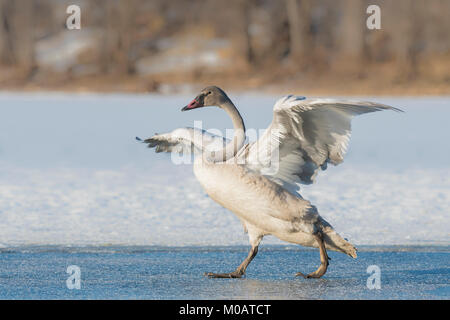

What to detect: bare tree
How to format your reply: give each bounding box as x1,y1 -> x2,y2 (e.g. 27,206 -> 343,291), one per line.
285,0 -> 313,64
0,0 -> 15,65
116,0 -> 139,74
336,0 -> 366,64
13,0 -> 35,73
0,0 -> 36,77
234,0 -> 254,66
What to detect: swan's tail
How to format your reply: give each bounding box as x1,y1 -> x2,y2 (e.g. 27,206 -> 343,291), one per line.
318,217 -> 357,258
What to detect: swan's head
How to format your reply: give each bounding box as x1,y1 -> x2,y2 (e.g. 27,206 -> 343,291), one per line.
181,86 -> 230,111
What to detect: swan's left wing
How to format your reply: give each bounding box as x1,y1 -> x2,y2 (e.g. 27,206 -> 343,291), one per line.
138,127 -> 228,155
242,95 -> 402,195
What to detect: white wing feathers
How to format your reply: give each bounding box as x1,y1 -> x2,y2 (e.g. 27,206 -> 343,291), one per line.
141,95 -> 400,195
243,95 -> 401,194
140,127 -> 228,154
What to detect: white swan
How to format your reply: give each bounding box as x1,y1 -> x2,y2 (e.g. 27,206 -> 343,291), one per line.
139,86 -> 401,278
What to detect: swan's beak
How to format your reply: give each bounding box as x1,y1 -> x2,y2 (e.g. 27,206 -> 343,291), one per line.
182,99 -> 202,111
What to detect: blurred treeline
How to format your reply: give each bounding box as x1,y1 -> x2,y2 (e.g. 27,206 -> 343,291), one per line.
0,0 -> 449,94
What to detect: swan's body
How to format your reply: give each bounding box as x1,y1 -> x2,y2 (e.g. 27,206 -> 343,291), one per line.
193,158 -> 354,255
140,86 -> 401,278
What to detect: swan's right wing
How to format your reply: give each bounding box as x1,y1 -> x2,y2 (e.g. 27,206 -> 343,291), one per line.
242,95 -> 402,195
138,127 -> 228,155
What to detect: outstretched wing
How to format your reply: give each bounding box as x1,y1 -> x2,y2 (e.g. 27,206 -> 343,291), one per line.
242,95 -> 402,195
138,127 -> 228,155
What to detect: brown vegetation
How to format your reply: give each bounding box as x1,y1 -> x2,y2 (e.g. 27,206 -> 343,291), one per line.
0,0 -> 449,95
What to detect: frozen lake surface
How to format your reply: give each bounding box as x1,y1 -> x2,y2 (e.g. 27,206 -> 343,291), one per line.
0,93 -> 448,299
0,245 -> 448,299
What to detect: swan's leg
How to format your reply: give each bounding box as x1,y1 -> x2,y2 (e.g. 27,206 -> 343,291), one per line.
205,225 -> 263,279
205,245 -> 258,278
296,230 -> 329,279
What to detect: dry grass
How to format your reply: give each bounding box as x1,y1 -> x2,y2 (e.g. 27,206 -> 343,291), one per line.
1,56 -> 449,96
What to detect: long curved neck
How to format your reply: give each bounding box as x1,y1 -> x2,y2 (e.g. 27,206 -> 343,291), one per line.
210,100 -> 246,162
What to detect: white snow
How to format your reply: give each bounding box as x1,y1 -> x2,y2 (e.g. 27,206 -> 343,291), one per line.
0,93 -> 448,246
